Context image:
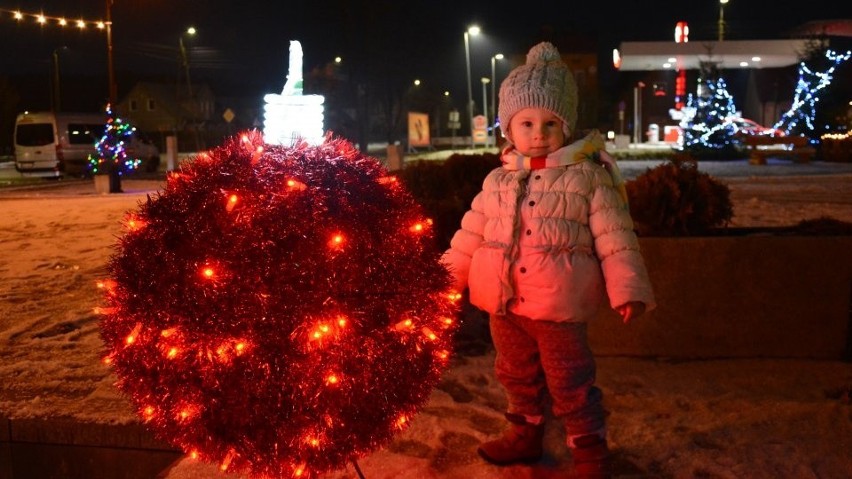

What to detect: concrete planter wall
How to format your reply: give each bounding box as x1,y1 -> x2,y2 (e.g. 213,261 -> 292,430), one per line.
0,417 -> 180,479
589,235 -> 852,360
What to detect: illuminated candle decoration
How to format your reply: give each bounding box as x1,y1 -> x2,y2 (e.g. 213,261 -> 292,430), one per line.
263,40 -> 325,146
97,131 -> 458,478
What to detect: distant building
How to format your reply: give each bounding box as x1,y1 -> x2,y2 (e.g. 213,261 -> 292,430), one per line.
614,39 -> 810,143
114,81 -> 216,151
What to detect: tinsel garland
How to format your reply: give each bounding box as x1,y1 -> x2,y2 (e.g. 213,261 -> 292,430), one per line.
98,131 -> 460,478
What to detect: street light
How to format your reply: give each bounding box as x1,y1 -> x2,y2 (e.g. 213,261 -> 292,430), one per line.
178,26 -> 199,150
718,0 -> 729,41
490,53 -> 503,128
464,25 -> 480,148
179,26 -> 197,100
481,77 -> 490,144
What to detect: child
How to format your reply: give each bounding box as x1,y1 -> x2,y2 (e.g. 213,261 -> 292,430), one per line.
442,42 -> 655,478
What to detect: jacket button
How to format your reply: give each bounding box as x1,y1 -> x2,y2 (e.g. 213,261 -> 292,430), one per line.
520,297 -> 525,302
526,229 -> 532,235
528,200 -> 535,206
520,267 -> 527,273
534,175 -> 541,180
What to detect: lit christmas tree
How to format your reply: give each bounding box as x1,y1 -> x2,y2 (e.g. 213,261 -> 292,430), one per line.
97,131 -> 460,478
679,62 -> 739,155
88,104 -> 140,193
773,49 -> 852,136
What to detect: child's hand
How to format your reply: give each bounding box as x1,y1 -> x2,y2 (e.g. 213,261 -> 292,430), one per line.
616,301 -> 645,324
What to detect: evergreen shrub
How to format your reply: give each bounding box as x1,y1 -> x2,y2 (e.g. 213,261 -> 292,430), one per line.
626,153 -> 734,236
400,150 -> 851,241
397,153 -> 500,250
792,217 -> 852,235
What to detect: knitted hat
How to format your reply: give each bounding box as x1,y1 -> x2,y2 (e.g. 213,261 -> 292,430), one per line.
498,42 -> 578,142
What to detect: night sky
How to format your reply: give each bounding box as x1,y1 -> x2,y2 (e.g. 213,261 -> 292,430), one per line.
0,0 -> 849,113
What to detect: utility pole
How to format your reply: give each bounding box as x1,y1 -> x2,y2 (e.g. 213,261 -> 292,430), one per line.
106,0 -> 116,104
105,0 -> 121,193
52,48 -> 63,112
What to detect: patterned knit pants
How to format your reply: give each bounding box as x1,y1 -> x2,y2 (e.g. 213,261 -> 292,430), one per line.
490,312 -> 606,441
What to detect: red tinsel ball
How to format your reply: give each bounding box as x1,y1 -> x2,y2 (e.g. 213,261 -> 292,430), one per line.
98,132 -> 460,478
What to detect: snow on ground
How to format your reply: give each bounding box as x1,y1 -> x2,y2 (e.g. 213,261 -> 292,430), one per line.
1,158 -> 851,478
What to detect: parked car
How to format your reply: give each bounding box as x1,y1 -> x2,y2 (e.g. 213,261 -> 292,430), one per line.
14,111 -> 103,177
727,117 -> 785,137
125,134 -> 160,173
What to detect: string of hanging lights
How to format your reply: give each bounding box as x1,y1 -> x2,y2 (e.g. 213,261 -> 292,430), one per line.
0,7 -> 108,31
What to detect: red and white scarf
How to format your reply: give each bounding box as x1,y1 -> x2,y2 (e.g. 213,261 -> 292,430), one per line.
500,130 -> 628,204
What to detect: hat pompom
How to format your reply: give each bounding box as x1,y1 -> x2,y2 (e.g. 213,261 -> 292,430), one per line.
499,41 -> 578,143
526,42 -> 560,64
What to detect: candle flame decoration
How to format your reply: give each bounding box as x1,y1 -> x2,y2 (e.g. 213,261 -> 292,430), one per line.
96,133 -> 459,478
263,40 -> 325,146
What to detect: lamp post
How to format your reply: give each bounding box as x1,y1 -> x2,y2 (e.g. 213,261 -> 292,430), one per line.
718,0 -> 729,41
633,81 -> 645,145
179,26 -> 196,100
463,25 -> 480,148
177,26 -> 199,150
490,53 -> 503,128
481,77 -> 490,144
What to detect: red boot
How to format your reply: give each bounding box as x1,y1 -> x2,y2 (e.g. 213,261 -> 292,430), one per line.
477,412 -> 545,465
570,434 -> 612,479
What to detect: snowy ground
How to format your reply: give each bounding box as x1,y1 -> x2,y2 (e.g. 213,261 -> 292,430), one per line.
1,159 -> 851,478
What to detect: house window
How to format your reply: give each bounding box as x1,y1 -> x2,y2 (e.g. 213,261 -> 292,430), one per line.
129,100 -> 138,112
147,99 -> 156,111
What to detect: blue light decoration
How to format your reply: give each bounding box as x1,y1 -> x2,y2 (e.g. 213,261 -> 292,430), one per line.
88,104 -> 140,175
678,71 -> 739,152
773,49 -> 852,136
676,49 -> 850,154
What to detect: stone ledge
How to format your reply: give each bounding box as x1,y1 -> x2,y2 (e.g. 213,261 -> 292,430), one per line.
0,416 -> 182,479
590,235 -> 852,359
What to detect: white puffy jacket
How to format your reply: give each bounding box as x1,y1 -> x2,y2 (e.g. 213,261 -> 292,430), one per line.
442,160 -> 656,322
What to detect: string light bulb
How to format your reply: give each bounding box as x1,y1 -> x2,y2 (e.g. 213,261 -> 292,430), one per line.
2,7 -> 107,31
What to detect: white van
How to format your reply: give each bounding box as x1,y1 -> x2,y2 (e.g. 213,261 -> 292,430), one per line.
13,111 -> 160,177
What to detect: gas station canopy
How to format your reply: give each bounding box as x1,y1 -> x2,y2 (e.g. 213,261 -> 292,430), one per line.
614,39 -> 810,71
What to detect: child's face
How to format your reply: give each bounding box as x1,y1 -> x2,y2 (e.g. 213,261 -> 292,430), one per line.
507,108 -> 566,157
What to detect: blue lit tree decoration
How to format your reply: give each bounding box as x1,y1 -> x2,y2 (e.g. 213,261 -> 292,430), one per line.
89,104 -> 139,193
679,61 -> 739,156
773,49 -> 852,136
